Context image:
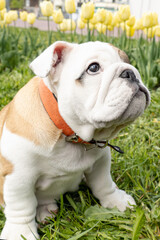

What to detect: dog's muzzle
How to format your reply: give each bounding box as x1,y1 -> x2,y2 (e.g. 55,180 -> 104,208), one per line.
119,69 -> 150,107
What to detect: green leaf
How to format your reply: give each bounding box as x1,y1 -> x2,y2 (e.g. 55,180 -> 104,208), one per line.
68,222 -> 99,240
85,205 -> 125,221
132,208 -> 145,240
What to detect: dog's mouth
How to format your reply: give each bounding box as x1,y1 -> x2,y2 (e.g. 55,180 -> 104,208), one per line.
114,82 -> 150,127
138,84 -> 150,108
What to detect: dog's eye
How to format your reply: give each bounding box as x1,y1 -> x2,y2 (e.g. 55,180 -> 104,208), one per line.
87,63 -> 100,74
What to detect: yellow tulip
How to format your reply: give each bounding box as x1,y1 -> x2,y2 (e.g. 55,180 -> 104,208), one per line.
151,12 -> 158,26
81,2 -> 94,21
80,14 -> 87,24
10,10 -> 18,21
120,22 -> 126,31
0,0 -> 5,11
96,23 -> 106,34
107,25 -> 114,31
27,13 -> 36,25
20,11 -> 28,21
59,19 -> 68,31
142,12 -> 153,28
96,8 -> 106,23
104,11 -> 113,25
126,15 -> 135,27
90,13 -> 97,25
126,26 -> 135,37
88,22 -> 95,30
77,18 -> 85,29
110,15 -> 117,28
0,7 -> 6,20
53,9 -> 63,24
66,19 -> 76,31
65,0 -> 76,14
119,5 -> 130,21
143,27 -> 154,38
113,12 -> 121,25
40,1 -> 53,17
4,11 -> 12,24
154,25 -> 160,37
134,19 -> 144,30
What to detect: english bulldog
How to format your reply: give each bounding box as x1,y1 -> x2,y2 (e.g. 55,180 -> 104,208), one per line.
0,41 -> 150,240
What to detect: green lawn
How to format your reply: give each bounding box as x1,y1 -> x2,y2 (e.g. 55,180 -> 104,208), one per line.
0,58 -> 159,240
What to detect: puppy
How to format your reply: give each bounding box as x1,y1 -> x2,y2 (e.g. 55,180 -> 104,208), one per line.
0,41 -> 150,240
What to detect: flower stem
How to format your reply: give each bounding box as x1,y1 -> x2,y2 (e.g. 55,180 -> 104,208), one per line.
47,16 -> 51,46
47,16 -> 50,32
87,20 -> 90,41
71,14 -> 73,42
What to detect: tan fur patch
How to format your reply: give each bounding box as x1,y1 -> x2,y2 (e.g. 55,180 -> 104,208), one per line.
0,77 -> 61,204
0,153 -> 13,204
5,77 -> 62,147
0,104 -> 13,204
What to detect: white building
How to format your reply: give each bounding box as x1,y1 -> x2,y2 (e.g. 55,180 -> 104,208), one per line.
54,0 -> 129,11
129,0 -> 160,21
25,0 -> 160,21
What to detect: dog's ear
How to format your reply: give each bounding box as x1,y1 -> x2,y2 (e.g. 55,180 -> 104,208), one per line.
29,41 -> 73,78
109,43 -> 130,64
118,49 -> 130,64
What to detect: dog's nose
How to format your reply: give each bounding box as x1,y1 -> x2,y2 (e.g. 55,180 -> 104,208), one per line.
119,69 -> 138,83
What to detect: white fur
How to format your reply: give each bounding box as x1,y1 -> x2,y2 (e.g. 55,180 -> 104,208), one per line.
1,41 -> 150,239
0,124 -> 135,239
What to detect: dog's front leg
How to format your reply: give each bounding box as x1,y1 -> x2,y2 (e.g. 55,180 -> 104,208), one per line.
85,148 -> 136,212
1,172 -> 39,240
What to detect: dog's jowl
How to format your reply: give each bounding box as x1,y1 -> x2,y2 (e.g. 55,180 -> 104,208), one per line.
0,41 -> 150,240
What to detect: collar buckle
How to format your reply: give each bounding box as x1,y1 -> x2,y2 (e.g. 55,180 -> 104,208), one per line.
89,139 -> 108,148
65,133 -> 79,143
95,141 -> 108,148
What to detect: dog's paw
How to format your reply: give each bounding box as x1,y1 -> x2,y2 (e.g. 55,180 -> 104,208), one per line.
36,203 -> 58,223
101,188 -> 136,212
0,220 -> 39,240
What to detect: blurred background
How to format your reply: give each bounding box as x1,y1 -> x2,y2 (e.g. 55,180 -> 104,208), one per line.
4,0 -> 160,21
0,0 -> 160,89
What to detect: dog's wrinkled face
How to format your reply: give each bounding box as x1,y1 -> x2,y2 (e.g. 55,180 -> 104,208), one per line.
30,41 -> 150,141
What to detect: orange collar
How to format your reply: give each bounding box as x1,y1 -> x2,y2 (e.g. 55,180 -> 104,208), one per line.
39,79 -> 124,153
39,80 -> 87,144
39,79 -> 74,137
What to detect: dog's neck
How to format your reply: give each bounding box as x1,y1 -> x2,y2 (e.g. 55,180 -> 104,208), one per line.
39,79 -> 74,137
39,79 -> 124,153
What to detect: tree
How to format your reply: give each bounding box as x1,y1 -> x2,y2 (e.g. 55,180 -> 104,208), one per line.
10,0 -> 24,9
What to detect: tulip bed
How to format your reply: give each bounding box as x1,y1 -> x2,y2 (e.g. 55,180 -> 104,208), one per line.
1,0 -> 160,87
0,25 -> 160,88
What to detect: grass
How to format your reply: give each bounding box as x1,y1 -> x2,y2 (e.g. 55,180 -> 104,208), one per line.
0,61 -> 159,240
0,34 -> 160,239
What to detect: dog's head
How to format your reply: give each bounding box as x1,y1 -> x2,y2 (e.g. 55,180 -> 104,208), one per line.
30,41 -> 150,141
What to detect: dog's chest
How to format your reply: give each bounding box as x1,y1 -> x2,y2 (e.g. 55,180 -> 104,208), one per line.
35,139 -> 104,199
38,137 -> 100,174
35,138 -> 101,195
1,126 -> 102,196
